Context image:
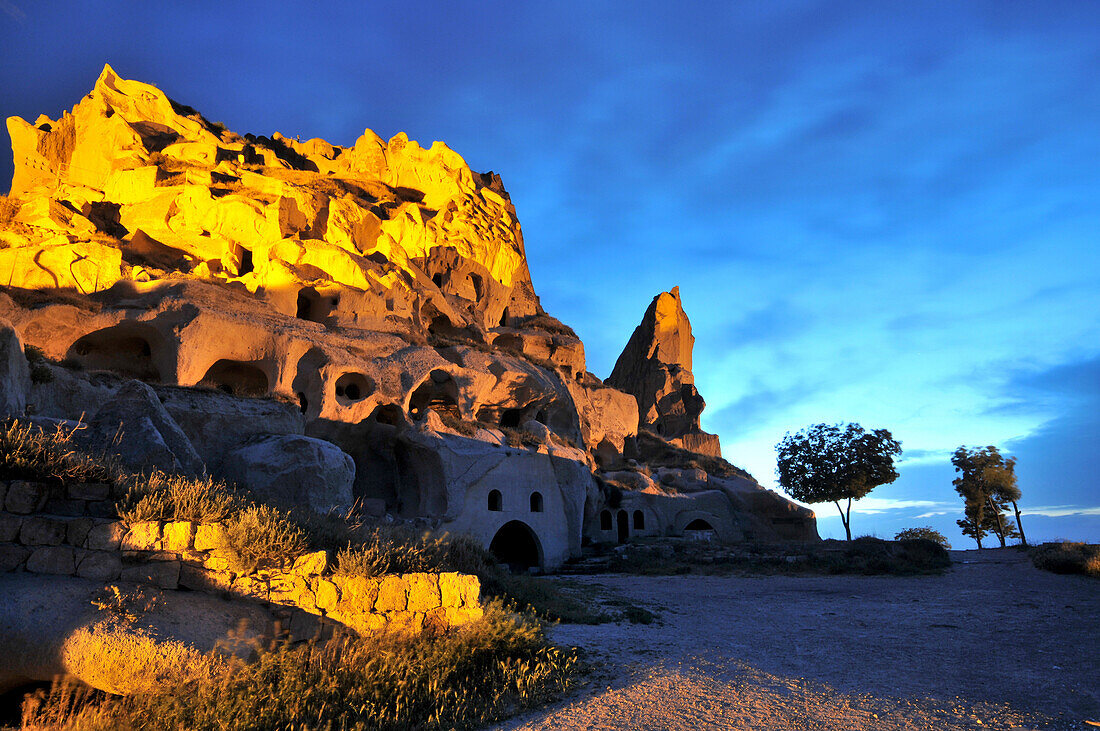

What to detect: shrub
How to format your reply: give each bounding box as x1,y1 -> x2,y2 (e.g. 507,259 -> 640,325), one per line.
117,473 -> 239,524
894,526 -> 951,549
223,504 -> 309,572
0,419 -> 115,485
20,603 -> 582,731
1030,542 -> 1100,578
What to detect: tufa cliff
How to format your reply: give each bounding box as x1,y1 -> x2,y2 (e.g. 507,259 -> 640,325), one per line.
0,66 -> 817,574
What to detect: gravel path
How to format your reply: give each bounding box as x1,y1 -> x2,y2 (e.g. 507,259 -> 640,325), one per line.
492,549 -> 1099,730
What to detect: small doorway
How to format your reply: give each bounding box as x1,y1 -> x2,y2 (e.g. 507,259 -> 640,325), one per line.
616,510 -> 629,543
489,520 -> 542,572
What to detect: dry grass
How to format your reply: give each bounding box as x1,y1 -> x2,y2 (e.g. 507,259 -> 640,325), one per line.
0,419 -> 116,486
20,603 -> 582,731
1030,541 -> 1100,578
223,504 -> 310,572
117,472 -> 238,523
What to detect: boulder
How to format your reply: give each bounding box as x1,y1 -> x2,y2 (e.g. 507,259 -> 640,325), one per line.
0,573 -> 272,695
154,385 -> 304,471
0,319 -> 30,417
220,434 -> 355,513
83,381 -> 205,476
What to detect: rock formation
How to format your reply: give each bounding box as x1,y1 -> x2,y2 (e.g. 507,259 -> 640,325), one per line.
0,66 -> 818,578
607,287 -> 721,457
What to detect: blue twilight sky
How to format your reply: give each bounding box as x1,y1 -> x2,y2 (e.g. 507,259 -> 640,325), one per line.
2,1 -> 1098,545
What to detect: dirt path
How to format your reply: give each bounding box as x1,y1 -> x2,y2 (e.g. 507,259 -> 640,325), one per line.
493,549 -> 1099,730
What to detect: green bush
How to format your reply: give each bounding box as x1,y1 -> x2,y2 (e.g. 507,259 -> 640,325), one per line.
20,603 -> 583,730
894,526 -> 951,549
1030,542 -> 1100,578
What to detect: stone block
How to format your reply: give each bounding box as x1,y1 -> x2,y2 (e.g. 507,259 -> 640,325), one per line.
230,575 -> 269,601
5,481 -> 47,514
42,498 -> 85,517
438,572 -> 465,608
0,513 -> 22,542
0,544 -> 30,571
444,604 -> 484,627
335,575 -> 378,612
405,573 -> 442,612
291,550 -> 328,576
67,482 -> 110,501
85,501 -> 120,518
202,550 -> 232,572
179,564 -> 233,592
314,579 -> 340,611
270,573 -> 314,610
19,516 -> 67,545
162,521 -> 193,551
374,576 -> 407,613
76,550 -> 122,580
459,575 -> 481,607
120,560 -> 180,589
193,523 -> 226,551
385,611 -> 423,634
66,518 -> 95,548
121,521 -> 161,551
84,521 -> 125,551
26,546 -> 75,574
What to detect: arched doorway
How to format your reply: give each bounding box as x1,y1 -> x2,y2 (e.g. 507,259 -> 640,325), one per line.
617,510 -> 629,543
489,521 -> 542,572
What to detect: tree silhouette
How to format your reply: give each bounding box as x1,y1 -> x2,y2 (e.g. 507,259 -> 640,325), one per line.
776,423 -> 902,541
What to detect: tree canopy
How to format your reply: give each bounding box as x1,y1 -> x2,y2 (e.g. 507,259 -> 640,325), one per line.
776,423 -> 902,540
952,445 -> 1025,548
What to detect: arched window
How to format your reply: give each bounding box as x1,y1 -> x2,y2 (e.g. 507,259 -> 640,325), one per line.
633,510 -> 645,530
600,510 -> 612,531
488,489 -> 503,512
530,492 -> 544,512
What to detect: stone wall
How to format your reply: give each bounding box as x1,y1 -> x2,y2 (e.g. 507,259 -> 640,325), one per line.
0,479 -> 483,636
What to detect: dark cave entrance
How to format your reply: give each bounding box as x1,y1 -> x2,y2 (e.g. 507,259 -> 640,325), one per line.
489,520 -> 542,572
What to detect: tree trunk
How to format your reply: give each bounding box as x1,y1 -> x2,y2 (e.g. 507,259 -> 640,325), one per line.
1012,501 -> 1027,546
987,496 -> 1007,547
835,500 -> 852,541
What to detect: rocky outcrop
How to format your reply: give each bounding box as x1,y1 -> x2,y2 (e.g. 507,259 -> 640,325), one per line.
607,287 -> 721,457
220,434 -> 355,513
0,319 -> 30,417
1,67 -> 819,574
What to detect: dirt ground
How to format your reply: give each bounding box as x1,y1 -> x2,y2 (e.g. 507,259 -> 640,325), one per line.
492,549 -> 1099,730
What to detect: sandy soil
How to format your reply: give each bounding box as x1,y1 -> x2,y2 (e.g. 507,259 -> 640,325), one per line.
492,549 -> 1099,730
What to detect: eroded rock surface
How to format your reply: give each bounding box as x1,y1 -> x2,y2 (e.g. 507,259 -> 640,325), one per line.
607,287 -> 721,457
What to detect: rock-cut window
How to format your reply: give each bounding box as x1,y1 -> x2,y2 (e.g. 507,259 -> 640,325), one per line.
633,510 -> 645,530
600,510 -> 612,531
488,489 -> 503,512
530,492 -> 544,512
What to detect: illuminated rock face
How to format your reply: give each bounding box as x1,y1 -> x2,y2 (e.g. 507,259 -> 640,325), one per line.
607,287 -> 722,458
4,64 -> 536,330
0,67 -> 818,566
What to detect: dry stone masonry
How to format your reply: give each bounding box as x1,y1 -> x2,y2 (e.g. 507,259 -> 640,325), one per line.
0,478 -> 482,637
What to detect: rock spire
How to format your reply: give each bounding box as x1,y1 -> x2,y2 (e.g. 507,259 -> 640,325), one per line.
606,287 -> 721,457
